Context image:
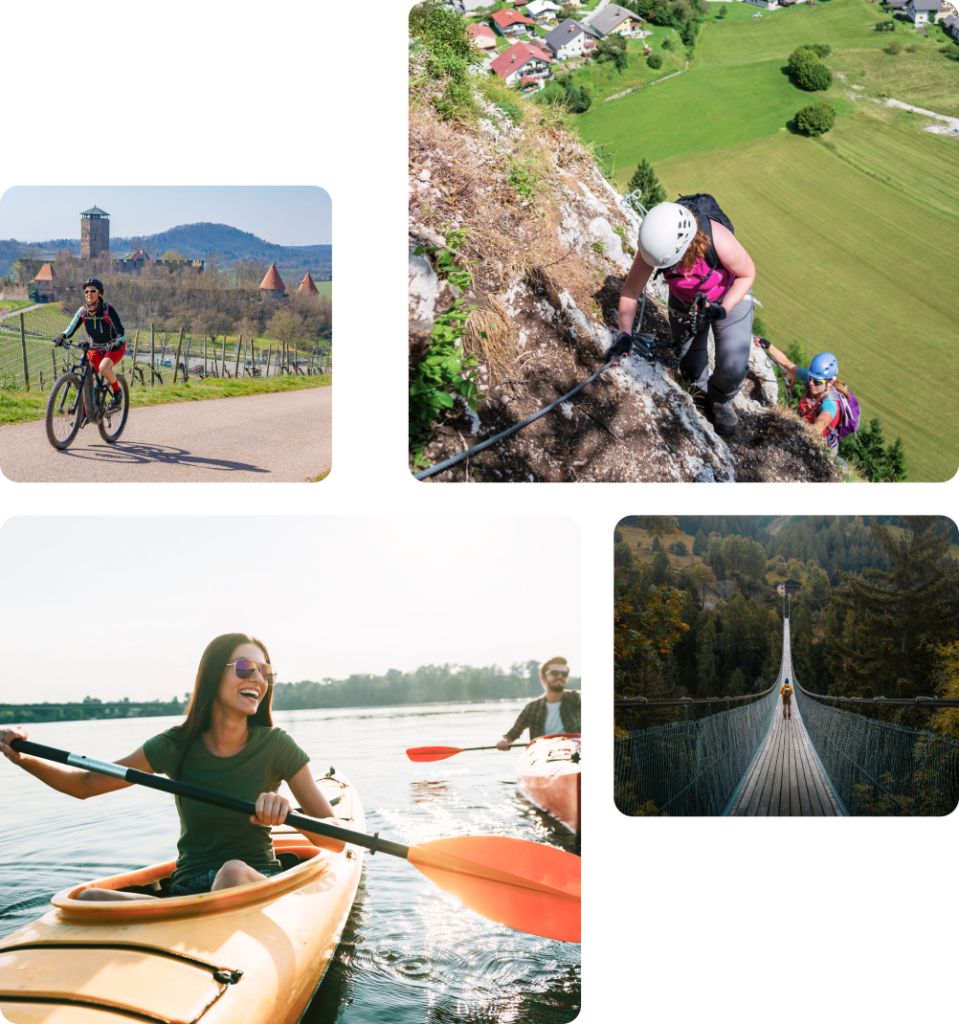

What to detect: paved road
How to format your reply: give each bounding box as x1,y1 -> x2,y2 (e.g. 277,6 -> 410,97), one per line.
0,386 -> 332,482
0,303 -> 45,322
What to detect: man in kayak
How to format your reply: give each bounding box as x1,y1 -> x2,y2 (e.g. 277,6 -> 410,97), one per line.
0,633 -> 340,900
497,657 -> 581,748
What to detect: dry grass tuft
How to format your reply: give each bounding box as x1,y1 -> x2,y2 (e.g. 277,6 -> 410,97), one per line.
467,294 -> 515,377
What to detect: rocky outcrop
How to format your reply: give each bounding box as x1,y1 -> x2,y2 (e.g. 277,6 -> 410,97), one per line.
409,77 -> 840,483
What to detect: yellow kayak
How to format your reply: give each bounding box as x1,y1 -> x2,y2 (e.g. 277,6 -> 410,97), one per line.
0,772 -> 364,1024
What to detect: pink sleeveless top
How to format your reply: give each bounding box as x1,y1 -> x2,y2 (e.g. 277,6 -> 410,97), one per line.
664,259 -> 734,304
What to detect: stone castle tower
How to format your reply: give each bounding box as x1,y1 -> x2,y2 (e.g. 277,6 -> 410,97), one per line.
80,206 -> 110,259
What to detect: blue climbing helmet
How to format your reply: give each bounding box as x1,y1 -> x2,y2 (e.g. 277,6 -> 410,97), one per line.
807,351 -> 861,446
809,352 -> 838,381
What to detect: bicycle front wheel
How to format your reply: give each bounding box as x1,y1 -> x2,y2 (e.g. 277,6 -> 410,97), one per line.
45,373 -> 83,450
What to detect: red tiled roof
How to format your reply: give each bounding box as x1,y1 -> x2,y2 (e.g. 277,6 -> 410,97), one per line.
32,262 -> 56,282
492,9 -> 536,27
259,264 -> 286,291
467,23 -> 495,37
491,40 -> 554,78
297,273 -> 319,295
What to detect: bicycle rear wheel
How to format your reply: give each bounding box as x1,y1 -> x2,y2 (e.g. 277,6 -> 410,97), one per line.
45,373 -> 83,450
98,374 -> 130,442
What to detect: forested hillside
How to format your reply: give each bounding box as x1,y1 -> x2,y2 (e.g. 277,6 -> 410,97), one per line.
615,516 -> 959,733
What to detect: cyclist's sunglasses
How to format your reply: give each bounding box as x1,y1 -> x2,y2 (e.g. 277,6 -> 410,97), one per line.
808,376 -> 828,387
546,669 -> 570,678
227,659 -> 275,685
83,288 -> 100,294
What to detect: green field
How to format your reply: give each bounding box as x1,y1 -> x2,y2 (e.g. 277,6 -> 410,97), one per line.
572,0 -> 959,481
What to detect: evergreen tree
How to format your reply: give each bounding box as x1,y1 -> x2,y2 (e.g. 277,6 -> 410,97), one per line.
824,518 -> 959,698
651,549 -> 671,585
626,159 -> 667,209
652,535 -> 661,552
693,528 -> 707,556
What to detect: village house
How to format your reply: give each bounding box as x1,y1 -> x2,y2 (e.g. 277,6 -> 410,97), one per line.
259,264 -> 286,298
544,17 -> 601,59
943,12 -> 959,38
742,0 -> 779,9
906,0 -> 941,22
585,3 -> 647,37
525,0 -> 563,26
30,263 -> 57,303
490,40 -> 555,84
491,8 -> 537,38
467,22 -> 498,50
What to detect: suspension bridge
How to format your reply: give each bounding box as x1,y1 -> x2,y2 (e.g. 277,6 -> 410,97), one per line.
614,617 -> 959,817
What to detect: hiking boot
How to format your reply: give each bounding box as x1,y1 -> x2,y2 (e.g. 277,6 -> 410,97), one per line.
709,399 -> 738,437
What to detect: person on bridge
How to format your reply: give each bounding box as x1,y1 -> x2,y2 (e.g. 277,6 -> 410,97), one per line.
497,656 -> 581,748
780,678 -> 793,720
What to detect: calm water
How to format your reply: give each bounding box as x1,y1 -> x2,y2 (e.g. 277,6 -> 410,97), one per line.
0,702 -> 580,1023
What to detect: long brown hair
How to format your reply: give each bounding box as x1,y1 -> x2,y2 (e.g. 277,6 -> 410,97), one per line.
678,229 -> 710,271
806,378 -> 848,402
170,633 -> 274,780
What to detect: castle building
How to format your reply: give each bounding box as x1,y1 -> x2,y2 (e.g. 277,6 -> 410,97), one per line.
80,206 -> 110,259
297,272 -> 319,295
259,264 -> 286,298
30,263 -> 57,303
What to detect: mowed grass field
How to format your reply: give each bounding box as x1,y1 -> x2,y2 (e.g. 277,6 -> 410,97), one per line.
572,0 -> 959,480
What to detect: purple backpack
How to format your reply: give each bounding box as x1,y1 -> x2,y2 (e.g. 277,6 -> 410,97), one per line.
832,385 -> 860,442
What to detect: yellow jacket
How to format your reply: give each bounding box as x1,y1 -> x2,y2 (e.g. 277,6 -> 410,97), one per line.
780,683 -> 793,698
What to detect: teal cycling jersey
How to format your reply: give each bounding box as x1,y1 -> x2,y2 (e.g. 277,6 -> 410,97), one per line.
64,301 -> 125,349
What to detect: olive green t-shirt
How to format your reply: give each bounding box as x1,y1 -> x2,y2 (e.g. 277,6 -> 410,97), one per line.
143,725 -> 310,888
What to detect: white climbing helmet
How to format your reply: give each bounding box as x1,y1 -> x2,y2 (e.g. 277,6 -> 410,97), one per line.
637,202 -> 699,269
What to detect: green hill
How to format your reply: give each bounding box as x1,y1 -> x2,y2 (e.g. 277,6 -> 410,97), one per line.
573,0 -> 959,481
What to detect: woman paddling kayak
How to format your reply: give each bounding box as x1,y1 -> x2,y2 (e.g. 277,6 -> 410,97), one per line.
0,632 -> 338,901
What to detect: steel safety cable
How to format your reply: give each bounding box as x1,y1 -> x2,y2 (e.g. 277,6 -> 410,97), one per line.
411,288 -> 650,479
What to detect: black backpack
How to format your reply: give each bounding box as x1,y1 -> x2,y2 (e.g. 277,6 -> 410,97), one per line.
674,193 -> 734,271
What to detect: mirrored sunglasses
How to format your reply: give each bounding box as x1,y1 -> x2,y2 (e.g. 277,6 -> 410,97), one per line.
808,376 -> 828,387
228,659 -> 275,685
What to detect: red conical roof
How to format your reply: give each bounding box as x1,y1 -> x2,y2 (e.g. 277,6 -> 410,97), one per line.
259,264 -> 286,291
297,273 -> 319,295
32,263 -> 56,282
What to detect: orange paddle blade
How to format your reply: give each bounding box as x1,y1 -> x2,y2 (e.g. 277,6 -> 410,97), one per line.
406,746 -> 464,762
408,836 -> 580,943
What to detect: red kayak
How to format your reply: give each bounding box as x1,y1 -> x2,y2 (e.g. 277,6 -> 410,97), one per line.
515,734 -> 581,834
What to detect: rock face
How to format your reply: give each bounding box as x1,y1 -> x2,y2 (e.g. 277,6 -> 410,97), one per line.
408,81 -> 840,483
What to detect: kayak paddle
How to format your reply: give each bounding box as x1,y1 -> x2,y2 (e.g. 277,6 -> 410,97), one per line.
12,738 -> 579,943
406,743 -> 525,762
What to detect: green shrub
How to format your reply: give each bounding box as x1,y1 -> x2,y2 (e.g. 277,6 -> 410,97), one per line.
885,39 -> 902,55
409,0 -> 484,120
788,47 -> 833,91
535,78 -> 591,113
875,20 -> 896,32
795,101 -> 836,137
647,53 -> 663,69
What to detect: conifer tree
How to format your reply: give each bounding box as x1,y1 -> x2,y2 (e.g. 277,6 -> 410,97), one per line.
824,517 -> 959,698
626,159 -> 667,209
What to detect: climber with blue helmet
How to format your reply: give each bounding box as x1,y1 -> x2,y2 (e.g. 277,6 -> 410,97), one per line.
611,197 -> 757,438
755,340 -> 845,450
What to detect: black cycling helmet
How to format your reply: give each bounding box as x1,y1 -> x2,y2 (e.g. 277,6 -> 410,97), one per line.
82,278 -> 104,293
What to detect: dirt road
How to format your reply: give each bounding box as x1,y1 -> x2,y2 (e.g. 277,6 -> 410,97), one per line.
0,386 -> 332,482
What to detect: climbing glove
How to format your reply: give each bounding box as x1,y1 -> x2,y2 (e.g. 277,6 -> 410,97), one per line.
605,331 -> 633,363
754,336 -> 771,350
704,302 -> 727,323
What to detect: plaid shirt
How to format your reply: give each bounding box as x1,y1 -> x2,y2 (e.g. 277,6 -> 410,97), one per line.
505,690 -> 581,742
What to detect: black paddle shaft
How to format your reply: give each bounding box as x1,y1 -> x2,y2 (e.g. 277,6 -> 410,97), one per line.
11,738 -> 410,860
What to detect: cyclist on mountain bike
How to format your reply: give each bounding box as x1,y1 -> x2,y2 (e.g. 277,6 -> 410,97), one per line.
53,279 -> 126,408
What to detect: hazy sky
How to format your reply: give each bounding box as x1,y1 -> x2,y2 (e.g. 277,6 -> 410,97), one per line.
0,186 -> 332,246
0,517 -> 579,704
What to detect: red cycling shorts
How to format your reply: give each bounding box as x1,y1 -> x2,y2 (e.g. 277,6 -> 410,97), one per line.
89,345 -> 124,372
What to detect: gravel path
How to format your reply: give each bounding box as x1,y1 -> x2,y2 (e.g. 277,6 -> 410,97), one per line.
0,386 -> 332,482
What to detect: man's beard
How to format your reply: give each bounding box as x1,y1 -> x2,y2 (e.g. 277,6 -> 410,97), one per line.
546,680 -> 565,693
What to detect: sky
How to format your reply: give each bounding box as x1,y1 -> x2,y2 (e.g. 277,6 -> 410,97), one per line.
0,186 -> 332,246
0,516 -> 580,704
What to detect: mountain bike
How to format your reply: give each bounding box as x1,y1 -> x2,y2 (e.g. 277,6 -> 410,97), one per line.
45,340 -> 129,450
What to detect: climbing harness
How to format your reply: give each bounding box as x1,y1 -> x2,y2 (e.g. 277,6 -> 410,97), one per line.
414,292 -> 656,481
